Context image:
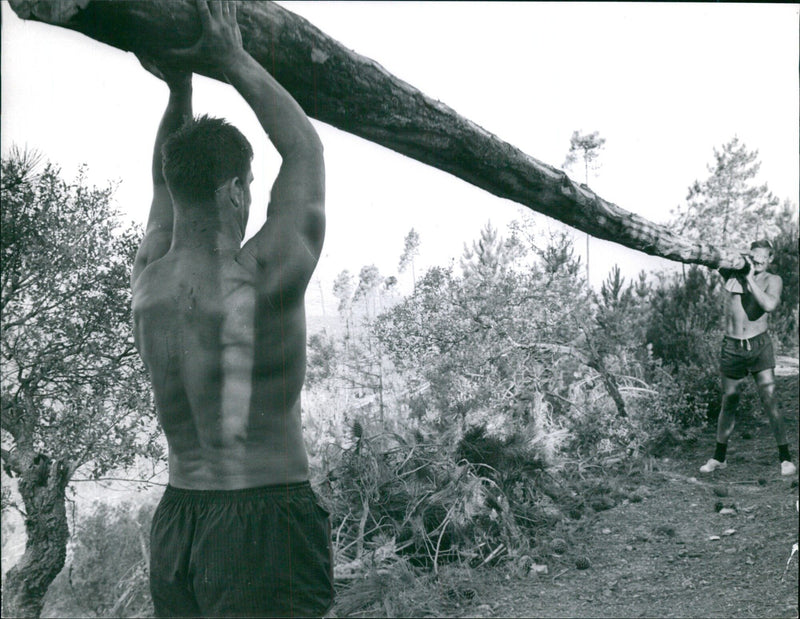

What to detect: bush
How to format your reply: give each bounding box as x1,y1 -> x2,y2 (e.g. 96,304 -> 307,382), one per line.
42,500 -> 155,618
770,216 -> 799,350
646,266 -> 724,369
622,362 -> 716,457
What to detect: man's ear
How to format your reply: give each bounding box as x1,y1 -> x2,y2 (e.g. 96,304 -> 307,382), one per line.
229,177 -> 245,209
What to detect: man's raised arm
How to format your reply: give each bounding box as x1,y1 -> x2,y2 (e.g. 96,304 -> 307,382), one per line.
744,263 -> 782,313
225,26 -> 325,292
165,0 -> 324,294
131,61 -> 192,285
221,30 -> 324,205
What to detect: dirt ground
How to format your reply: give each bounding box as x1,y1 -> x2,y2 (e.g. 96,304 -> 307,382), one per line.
466,373 -> 799,619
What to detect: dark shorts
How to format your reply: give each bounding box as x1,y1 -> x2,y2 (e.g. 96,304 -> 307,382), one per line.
719,332 -> 775,380
150,481 -> 334,618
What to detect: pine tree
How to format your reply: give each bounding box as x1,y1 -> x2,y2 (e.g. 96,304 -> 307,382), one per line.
460,222 -> 515,281
563,130 -> 606,283
398,228 -> 421,289
671,137 -> 780,249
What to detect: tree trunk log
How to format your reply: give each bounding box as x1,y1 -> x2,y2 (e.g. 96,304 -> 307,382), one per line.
2,453 -> 70,619
9,0 -> 746,270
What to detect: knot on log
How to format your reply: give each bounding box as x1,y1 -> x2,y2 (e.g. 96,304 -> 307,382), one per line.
559,173 -> 574,195
310,47 -> 329,64
10,0 -> 90,22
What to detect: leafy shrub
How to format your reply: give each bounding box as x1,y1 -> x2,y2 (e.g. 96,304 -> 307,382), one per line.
42,499 -> 155,618
306,226 -> 769,615
770,213 -> 799,350
646,266 -> 724,368
623,362 -> 715,457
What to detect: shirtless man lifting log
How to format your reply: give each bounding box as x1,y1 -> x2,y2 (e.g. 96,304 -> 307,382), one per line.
131,2 -> 332,615
699,240 -> 796,478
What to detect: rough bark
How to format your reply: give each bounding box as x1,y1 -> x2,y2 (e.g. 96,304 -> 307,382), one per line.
8,0 -> 746,270
586,355 -> 628,420
2,453 -> 71,619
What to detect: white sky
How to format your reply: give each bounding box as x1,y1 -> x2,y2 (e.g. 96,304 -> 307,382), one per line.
2,2 -> 798,311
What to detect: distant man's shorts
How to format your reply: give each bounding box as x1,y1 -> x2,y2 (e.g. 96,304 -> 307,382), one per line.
150,481 -> 334,618
719,332 -> 775,380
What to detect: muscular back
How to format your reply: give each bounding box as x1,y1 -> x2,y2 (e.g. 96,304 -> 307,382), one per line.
132,248 -> 309,490
132,24 -> 325,490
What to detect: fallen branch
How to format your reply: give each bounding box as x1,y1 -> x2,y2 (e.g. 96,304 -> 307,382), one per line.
479,543 -> 506,567
781,543 -> 798,582
552,568 -> 569,582
9,0 -> 747,270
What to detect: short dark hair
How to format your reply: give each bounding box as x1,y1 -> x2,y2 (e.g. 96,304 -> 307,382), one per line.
750,239 -> 774,253
162,115 -> 253,204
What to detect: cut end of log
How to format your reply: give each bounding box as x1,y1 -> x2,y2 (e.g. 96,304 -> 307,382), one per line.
9,0 -> 90,23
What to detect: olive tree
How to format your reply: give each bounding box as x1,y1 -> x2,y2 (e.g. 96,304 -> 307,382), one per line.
1,150 -> 161,618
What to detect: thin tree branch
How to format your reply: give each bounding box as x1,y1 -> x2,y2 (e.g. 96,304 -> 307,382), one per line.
70,476 -> 167,487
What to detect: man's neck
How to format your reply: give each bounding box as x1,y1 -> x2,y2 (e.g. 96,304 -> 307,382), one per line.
171,205 -> 243,252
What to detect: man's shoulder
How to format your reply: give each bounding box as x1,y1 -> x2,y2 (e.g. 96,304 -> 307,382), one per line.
765,271 -> 783,286
132,253 -> 172,292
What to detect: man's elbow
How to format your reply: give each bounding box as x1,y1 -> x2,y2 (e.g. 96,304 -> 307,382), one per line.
308,128 -> 324,154
288,125 -> 324,159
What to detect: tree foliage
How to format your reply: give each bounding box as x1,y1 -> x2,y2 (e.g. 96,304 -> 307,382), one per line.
306,331 -> 338,386
333,269 -> 355,317
668,137 -> 797,347
0,150 -> 160,617
1,151 -> 160,479
460,222 -> 516,282
563,130 -> 605,281
645,267 -> 723,368
398,228 -> 421,287
770,201 -> 800,348
353,265 -> 383,318
374,226 -> 594,436
563,130 -> 606,185
670,137 -> 781,248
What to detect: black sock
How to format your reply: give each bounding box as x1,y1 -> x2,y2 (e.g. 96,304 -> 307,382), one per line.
713,442 -> 728,462
778,444 -> 791,463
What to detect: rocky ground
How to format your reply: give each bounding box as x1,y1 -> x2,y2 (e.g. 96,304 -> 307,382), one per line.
466,373 -> 799,618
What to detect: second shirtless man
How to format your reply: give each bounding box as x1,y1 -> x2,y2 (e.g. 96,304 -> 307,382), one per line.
699,239 -> 796,477
131,2 -> 332,616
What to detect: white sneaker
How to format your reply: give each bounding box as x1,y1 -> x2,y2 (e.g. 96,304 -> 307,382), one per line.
781,461 -> 796,476
700,458 -> 727,473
